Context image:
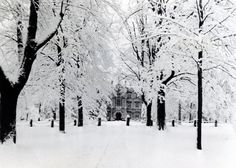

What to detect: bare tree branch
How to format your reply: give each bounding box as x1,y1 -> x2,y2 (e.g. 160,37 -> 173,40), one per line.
36,0 -> 67,51
174,72 -> 195,78
162,70 -> 175,85
121,57 -> 140,80
212,33 -> 236,41
204,8 -> 236,35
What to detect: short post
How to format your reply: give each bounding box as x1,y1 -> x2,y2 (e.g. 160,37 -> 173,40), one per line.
74,120 -> 77,126
126,116 -> 131,126
194,120 -> 197,127
51,120 -> 54,128
150,120 -> 153,126
172,120 -> 175,127
30,119 -> 33,127
98,117 -> 101,126
215,120 -> 218,127
38,118 -> 40,121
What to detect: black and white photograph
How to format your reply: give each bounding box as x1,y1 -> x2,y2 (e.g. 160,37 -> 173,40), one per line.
0,0 -> 236,168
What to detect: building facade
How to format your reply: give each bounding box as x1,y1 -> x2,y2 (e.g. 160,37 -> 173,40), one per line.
107,84 -> 142,121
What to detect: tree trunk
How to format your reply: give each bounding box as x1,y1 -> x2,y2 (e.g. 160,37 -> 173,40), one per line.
141,93 -> 152,126
78,96 -> 83,127
38,103 -> 41,120
57,31 -> 66,132
156,71 -> 174,130
53,111 -> 56,120
196,0 -> 204,151
197,50 -> 203,150
59,72 -> 65,132
146,102 -> 152,126
58,45 -> 65,132
178,102 -> 181,124
59,94 -> 65,132
0,0 -> 64,143
189,113 -> 192,123
157,89 -> 165,130
0,90 -> 19,143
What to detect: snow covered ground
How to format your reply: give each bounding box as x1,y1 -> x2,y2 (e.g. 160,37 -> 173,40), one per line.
0,121 -> 235,168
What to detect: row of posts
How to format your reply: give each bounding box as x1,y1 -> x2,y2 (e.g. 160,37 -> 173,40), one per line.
95,116 -> 131,126
171,120 -> 218,127
29,118 -> 130,127
29,118 -> 218,128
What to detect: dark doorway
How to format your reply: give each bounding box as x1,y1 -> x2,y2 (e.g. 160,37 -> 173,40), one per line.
115,112 -> 122,120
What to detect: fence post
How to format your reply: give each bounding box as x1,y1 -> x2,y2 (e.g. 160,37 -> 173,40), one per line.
98,117 -> 101,126
172,120 -> 175,127
51,120 -> 54,128
30,119 -> 33,127
126,116 -> 130,126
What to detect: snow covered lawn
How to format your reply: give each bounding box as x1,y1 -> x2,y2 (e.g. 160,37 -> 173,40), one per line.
0,121 -> 235,168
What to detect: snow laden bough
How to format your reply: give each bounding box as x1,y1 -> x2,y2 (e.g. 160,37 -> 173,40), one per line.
0,0 -> 67,143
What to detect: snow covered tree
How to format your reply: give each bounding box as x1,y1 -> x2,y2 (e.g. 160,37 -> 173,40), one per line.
0,0 -> 67,143
113,0 -> 158,126
150,0 -> 236,149
1,0 -> 114,135
185,0 -> 236,150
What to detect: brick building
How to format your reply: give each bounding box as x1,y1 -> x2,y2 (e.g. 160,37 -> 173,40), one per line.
107,84 -> 142,121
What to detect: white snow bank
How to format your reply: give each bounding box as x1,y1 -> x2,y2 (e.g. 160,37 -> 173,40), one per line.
0,121 -> 235,168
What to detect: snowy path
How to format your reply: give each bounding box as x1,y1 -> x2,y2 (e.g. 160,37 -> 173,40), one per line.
0,121 -> 235,168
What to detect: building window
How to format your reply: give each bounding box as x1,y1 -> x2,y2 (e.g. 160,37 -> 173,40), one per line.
127,93 -> 132,99
117,98 -> 122,106
135,102 -> 139,108
112,99 -> 116,107
127,111 -> 132,116
127,101 -> 132,108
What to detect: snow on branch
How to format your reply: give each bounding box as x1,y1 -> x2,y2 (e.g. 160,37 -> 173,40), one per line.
203,8 -> 236,35
203,64 -> 236,80
149,15 -> 198,36
212,34 -> 236,41
36,0 -> 68,51
121,57 -> 140,81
